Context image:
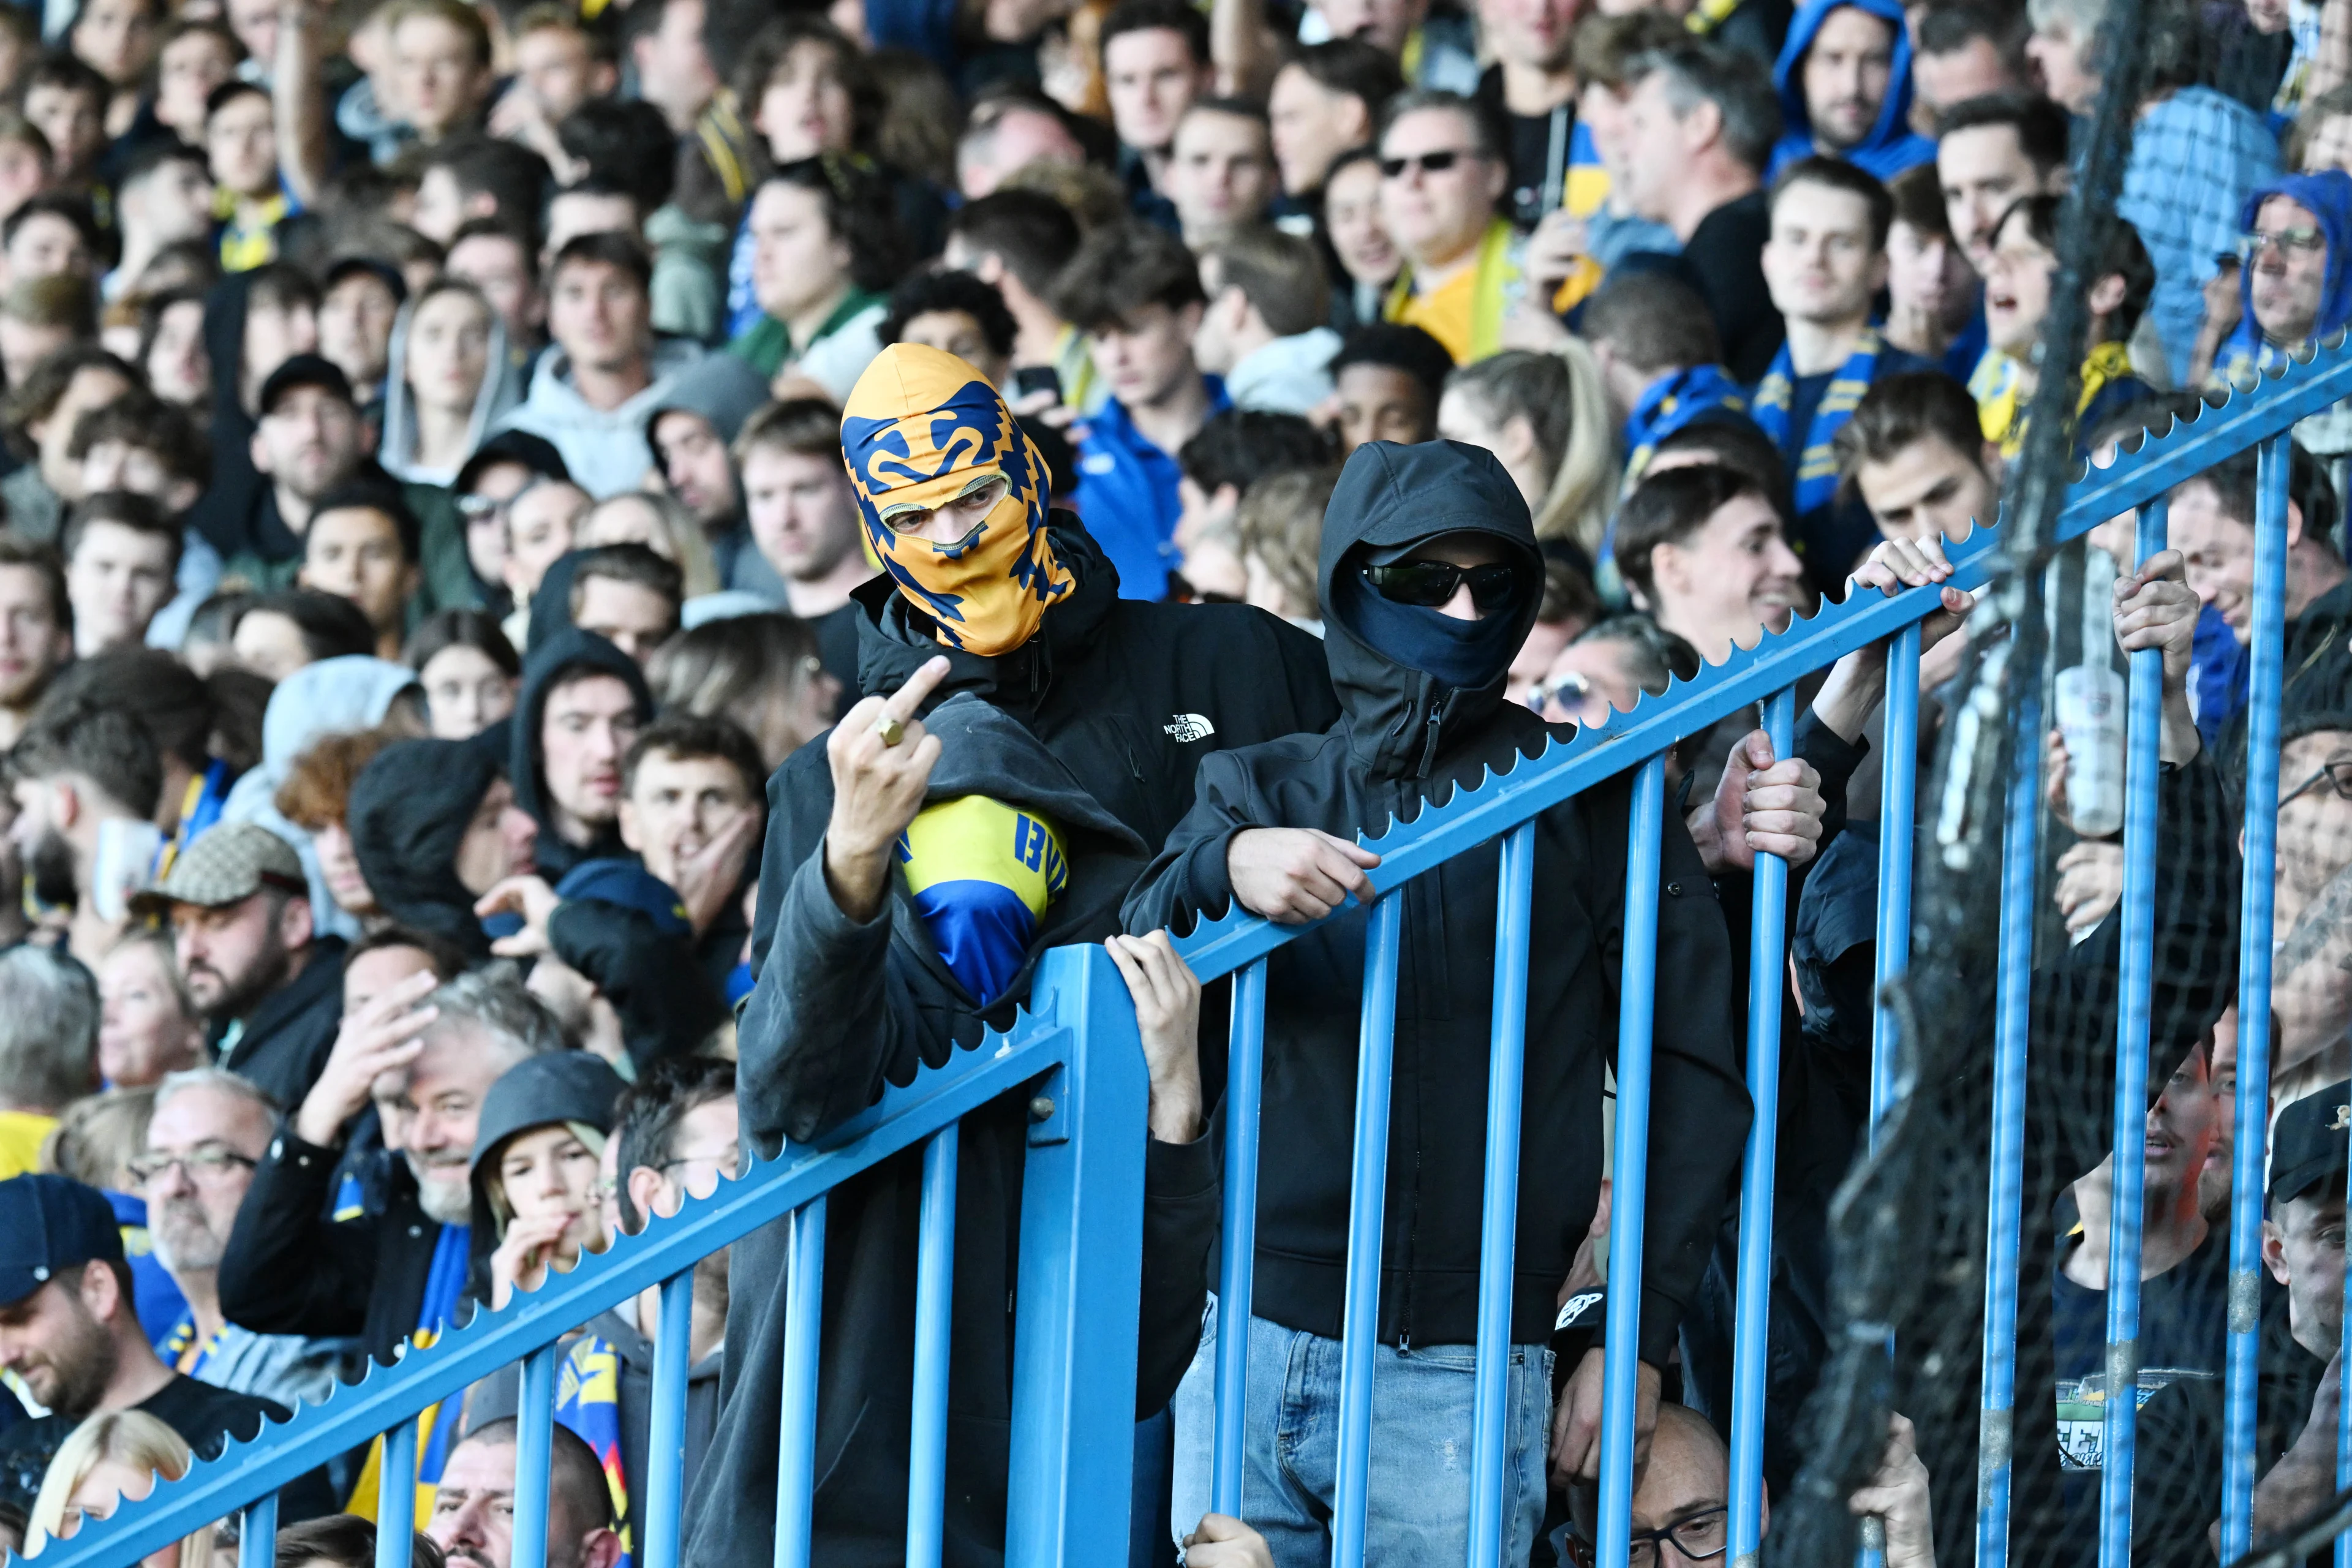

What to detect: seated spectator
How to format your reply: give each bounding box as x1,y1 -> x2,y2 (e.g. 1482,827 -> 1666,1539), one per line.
645,611 -> 840,772
1580,272 -> 1752,498
1766,0 -> 1933,181
0,946 -> 100,1178
1100,0 -> 1212,219
1881,162 -> 1981,371
500,478 -> 592,649
1613,43 -> 1785,381
0,112 -> 51,228
613,715 -> 765,979
578,492 -> 720,600
0,344 -> 138,546
1194,228 -> 1342,417
108,141 -> 214,304
228,589 -> 379,682
62,491 -> 183,655
404,607 -> 519,740
1268,40 -> 1400,202
1438,345 -> 1613,568
380,281 -> 521,486
23,1408 -> 219,1563
0,538 -> 71,748
1322,149 -> 1401,336
317,260 -> 405,416
1528,610 -> 1700,729
1908,2 -> 2026,132
464,1050 -> 624,1307
348,736 -> 537,956
138,1067 -> 353,1414
878,268 -> 1018,390
498,234 -> 701,499
1832,370 -> 1996,549
728,160 -> 901,398
1615,462 -> 1809,664
1373,89 -> 1519,364
1166,99 -> 1277,251
507,628 -> 652,880
732,399 -> 878,682
134,821 -> 346,1111
565,542 -> 683,664
147,19 -> 238,147
20,55 -> 107,197
954,91 -> 1085,200
1172,408 -> 1335,591
297,484 -> 423,661
0,275 -> 98,387
1059,221 -> 1228,599
205,82 -> 301,272
2209,170 -> 2352,387
95,930 -> 206,1088
9,698 -> 167,963
1234,466 -> 1332,631
410,136 -> 554,250
0,1175 -> 336,1523
1969,195 -> 2155,461
1328,323 -> 1451,457
445,220 -> 548,355
428,1418 -> 622,1568
137,287 -> 210,410
227,355 -> 380,591
276,728 -> 404,930
1503,559 -> 1604,707
640,353 -> 771,591
941,189 -> 1101,415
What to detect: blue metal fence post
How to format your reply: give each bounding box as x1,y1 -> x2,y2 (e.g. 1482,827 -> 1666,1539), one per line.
1005,943 -> 1152,1568
774,1196 -> 828,1568
2223,440 -> 2293,1559
2339,1149 -> 2352,1568
641,1268 -> 695,1568
1977,663 -> 2046,1568
377,1419 -> 419,1568
1730,690 -> 1798,1568
237,1490 -> 277,1568
2098,497 -> 2169,1568
513,1343 -> 557,1568
1597,753 -> 1668,1568
907,1125 -> 962,1568
1332,894 -> 1406,1568
1212,957 -> 1270,1520
1874,624 -> 1921,1137
1466,824 -> 1537,1568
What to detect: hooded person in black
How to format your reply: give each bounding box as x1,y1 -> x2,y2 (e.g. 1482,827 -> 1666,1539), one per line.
461,1050 -> 627,1307
509,629 -> 655,884
1123,439 -> 1753,1566
187,265 -> 319,560
347,736 -> 510,960
685,344 -> 1340,1568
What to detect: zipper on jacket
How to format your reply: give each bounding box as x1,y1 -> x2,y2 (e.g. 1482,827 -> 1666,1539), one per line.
1414,706 -> 1445,778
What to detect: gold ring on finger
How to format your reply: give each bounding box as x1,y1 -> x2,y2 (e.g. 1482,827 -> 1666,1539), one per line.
874,715 -> 905,747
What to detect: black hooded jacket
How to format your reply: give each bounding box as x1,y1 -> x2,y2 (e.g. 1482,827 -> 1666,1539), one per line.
510,630 -> 655,884
689,518 -> 1338,1568
349,737 -> 502,959
216,934 -> 350,1112
187,272 -> 268,558
1123,440 -> 1752,1360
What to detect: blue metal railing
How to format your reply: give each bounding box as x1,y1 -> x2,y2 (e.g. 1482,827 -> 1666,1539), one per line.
30,339 -> 2352,1568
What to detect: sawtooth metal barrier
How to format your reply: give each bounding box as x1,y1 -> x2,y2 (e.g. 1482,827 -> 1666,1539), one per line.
24,335 -> 2352,1568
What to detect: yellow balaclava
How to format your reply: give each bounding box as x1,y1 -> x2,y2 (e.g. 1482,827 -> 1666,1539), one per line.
840,344 -> 1074,655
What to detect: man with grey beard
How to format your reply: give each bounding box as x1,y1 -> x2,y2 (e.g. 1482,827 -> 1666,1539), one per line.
139,1068 -> 353,1414
219,969 -> 563,1365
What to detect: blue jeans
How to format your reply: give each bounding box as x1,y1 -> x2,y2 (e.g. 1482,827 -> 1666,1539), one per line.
1168,1295 -> 1554,1567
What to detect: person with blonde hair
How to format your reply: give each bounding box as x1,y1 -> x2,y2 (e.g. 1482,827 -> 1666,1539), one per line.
1436,342 -> 1614,567
576,489 -> 721,600
24,1408 -> 214,1566
644,611 -> 838,772
1234,467 -> 1332,633
94,931 -> 206,1090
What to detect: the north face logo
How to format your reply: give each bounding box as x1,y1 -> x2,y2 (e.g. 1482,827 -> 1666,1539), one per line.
1165,714 -> 1215,742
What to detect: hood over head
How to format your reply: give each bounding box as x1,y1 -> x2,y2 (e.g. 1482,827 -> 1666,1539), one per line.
644,352 -> 771,454
467,1049 -> 626,1237
379,292 -> 525,484
1319,440 -> 1544,780
347,736 -> 504,957
221,655 -> 422,824
1770,0 -> 1935,181
508,627 -> 655,879
840,343 -> 1074,657
2234,170 -> 2352,353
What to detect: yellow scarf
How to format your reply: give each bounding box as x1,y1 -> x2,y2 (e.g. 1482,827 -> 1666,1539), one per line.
1971,338 -> 2138,461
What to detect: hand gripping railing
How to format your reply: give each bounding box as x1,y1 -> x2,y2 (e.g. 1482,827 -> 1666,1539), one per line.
32,335 -> 2352,1568
20,942 -> 1155,1568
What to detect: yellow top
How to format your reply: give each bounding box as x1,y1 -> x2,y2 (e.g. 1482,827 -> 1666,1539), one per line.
0,1109 -> 54,1179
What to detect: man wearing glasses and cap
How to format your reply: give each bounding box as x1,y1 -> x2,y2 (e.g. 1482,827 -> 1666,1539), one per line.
0,1174 -> 336,1523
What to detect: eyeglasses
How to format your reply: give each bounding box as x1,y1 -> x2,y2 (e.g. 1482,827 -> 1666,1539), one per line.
127,1147 -> 256,1189
2280,755 -> 2352,808
1360,560 -> 1521,614
1563,1505 -> 1728,1567
455,494 -> 511,524
1529,669 -> 1594,715
660,1150 -> 743,1182
1379,148 -> 1476,179
2240,227 -> 2327,260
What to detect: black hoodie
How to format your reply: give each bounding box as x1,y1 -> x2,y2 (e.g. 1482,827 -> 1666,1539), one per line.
187,272 -> 269,558
1124,440 -> 1752,1360
349,736 -> 502,959
509,629 -> 655,883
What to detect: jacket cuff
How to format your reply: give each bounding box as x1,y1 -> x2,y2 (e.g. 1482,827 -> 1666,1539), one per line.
797,839 -> 895,940
1794,706 -> 1869,799
1144,1126 -> 1216,1201
265,1118 -> 344,1180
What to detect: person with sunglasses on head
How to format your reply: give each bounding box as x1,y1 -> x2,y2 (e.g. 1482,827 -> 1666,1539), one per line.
1128,438 -> 1788,1567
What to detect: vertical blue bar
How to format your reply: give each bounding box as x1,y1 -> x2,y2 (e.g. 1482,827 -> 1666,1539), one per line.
2223,442 -> 2290,1560
1873,623 -> 1921,1144
907,1124 -> 960,1568
2098,497 -> 2169,1568
1464,822 -> 1537,1568
238,1491 -> 277,1568
2338,1142 -> 2352,1568
1729,689 -> 1797,1568
1596,753 -> 1668,1568
1212,957 -> 1268,1519
376,1419 -> 418,1568
641,1268 -> 695,1568
1976,676 -> 2046,1568
774,1196 -> 827,1568
1330,894 -> 1404,1568
513,1344 -> 557,1568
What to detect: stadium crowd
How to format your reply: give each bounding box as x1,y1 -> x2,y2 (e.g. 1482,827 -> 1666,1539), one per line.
0,0 -> 2339,1559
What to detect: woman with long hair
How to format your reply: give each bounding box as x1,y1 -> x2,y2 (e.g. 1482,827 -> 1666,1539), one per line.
1436,341 -> 1615,570
646,611 -> 840,772
25,1409 -> 214,1566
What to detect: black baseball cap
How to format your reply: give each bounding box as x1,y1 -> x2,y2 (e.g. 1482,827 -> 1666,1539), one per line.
257,353 -> 356,418
456,429 -> 571,495
0,1174 -> 124,1308
2271,1079 -> 2351,1208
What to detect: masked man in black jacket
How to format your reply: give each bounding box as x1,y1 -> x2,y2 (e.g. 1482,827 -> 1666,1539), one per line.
1123,439 -> 1755,1567
686,344 -> 1341,1568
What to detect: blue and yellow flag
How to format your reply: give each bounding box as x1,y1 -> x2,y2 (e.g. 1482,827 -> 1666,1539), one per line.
555,1335 -> 632,1568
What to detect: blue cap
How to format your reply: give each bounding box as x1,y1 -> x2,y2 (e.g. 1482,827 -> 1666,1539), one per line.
0,1175 -> 125,1307
554,858 -> 693,939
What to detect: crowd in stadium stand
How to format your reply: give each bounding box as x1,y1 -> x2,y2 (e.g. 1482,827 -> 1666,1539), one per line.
0,0 -> 2341,1559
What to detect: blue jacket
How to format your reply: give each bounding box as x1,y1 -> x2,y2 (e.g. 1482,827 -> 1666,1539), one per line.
1070,376 -> 1231,601
2218,168 -> 2352,371
1767,0 -> 1937,181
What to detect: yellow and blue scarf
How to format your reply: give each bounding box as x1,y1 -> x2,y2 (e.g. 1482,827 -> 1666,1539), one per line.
554,1335 -> 631,1568
897,796 -> 1067,1006
350,1223 -> 470,1524
1747,327 -> 1885,518
1621,365 -> 1751,494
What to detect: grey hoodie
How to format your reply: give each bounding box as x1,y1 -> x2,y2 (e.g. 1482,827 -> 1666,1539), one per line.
378,296 -> 526,486
494,337 -> 709,499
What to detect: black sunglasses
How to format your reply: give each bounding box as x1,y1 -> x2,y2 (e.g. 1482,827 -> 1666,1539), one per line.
1379,148 -> 1472,179
1362,560 -> 1520,613
2281,756 -> 2352,809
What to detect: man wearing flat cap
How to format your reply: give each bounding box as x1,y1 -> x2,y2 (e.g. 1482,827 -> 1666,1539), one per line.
0,1174 -> 336,1522
134,821 -> 345,1112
